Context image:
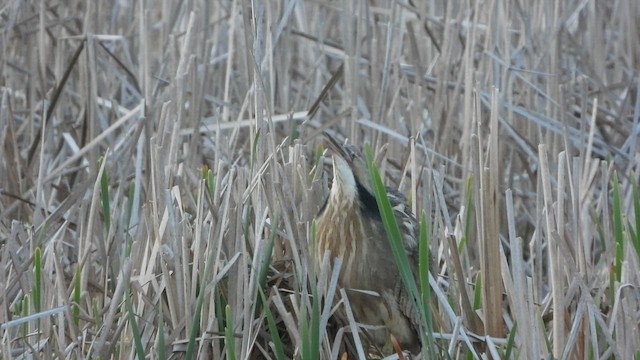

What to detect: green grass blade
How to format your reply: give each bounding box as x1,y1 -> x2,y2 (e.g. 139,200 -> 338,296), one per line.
631,174 -> 640,259
504,323 -> 517,359
363,145 -> 420,298
300,302 -> 310,360
364,144 -> 427,350
73,265 -> 81,327
33,247 -> 41,314
258,288 -> 285,360
185,273 -> 207,358
473,273 -> 483,310
459,175 -> 475,252
125,289 -> 145,359
299,287 -> 320,360
186,249 -> 211,357
203,166 -> 215,197
310,286 -> 321,360
22,294 -> 29,339
98,156 -> 111,233
225,305 -> 236,360
418,211 -> 436,355
611,171 -> 623,282
250,129 -> 261,170
419,211 -> 430,312
125,180 -> 135,231
215,287 -> 226,337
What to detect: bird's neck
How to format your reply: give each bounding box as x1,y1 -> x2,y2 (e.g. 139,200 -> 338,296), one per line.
330,180 -> 357,209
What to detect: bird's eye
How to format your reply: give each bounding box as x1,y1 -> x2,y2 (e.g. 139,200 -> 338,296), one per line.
347,149 -> 356,160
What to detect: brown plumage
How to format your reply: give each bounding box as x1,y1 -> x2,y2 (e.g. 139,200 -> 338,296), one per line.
315,132 -> 422,353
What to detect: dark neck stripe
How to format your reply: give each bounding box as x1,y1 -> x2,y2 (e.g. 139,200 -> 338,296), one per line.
356,182 -> 380,219
318,196 -> 329,216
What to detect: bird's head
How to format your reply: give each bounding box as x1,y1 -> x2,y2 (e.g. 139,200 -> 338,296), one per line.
324,132 -> 374,203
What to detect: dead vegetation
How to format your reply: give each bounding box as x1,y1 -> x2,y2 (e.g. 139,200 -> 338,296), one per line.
1,0 -> 639,359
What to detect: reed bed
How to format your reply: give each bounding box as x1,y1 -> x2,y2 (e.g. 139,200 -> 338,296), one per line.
1,1 -> 639,359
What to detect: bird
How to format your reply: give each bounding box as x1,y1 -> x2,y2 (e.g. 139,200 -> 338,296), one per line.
315,132 -> 424,354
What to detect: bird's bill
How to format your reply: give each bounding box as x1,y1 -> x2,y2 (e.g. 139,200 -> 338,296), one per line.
323,132 -> 349,159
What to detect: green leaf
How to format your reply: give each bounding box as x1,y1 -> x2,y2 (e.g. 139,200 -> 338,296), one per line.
300,287 -> 320,360
203,166 -> 215,197
363,144 -> 420,299
250,129 -> 261,170
473,273 -> 483,310
459,175 -> 475,252
631,174 -> 640,259
363,144 -> 432,354
125,289 -> 145,359
73,265 -> 81,327
504,324 -> 517,359
612,171 -> 623,282
125,180 -> 135,230
22,294 -> 29,338
418,211 -> 436,355
225,305 -> 236,360
258,288 -> 285,360
300,302 -> 310,360
419,211 -> 430,312
98,156 -> 111,233
33,247 -> 41,314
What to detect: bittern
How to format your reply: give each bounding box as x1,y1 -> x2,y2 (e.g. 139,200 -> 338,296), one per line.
316,133 -> 422,353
